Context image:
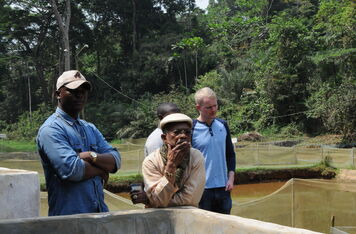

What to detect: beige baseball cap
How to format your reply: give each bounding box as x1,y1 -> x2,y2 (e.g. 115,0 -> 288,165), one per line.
56,70 -> 92,91
160,113 -> 192,130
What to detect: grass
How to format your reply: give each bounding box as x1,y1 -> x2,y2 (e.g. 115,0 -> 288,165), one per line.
34,164 -> 337,191
0,139 -> 37,152
109,139 -> 124,144
109,174 -> 143,184
236,164 -> 319,172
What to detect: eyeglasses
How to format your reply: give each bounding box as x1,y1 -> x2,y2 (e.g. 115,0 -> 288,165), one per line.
167,129 -> 192,136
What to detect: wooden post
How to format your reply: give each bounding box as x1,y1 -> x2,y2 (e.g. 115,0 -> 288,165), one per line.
138,149 -> 141,174
256,143 -> 260,165
293,146 -> 297,164
291,178 -> 295,227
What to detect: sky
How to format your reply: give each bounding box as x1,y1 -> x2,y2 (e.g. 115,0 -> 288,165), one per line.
196,0 -> 209,9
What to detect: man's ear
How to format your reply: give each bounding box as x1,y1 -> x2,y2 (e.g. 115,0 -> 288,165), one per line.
196,104 -> 200,111
55,90 -> 60,100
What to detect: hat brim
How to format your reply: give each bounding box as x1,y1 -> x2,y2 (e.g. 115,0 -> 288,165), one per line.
64,80 -> 92,90
159,113 -> 193,130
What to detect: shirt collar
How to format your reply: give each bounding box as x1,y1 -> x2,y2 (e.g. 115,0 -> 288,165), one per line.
197,118 -> 215,127
56,107 -> 82,126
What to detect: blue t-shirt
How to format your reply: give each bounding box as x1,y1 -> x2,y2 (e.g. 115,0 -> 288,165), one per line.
37,107 -> 121,216
192,119 -> 236,189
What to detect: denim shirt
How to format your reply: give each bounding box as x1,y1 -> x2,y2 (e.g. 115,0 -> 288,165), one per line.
37,107 -> 121,216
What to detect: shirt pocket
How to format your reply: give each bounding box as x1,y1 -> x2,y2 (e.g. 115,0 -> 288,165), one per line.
214,127 -> 227,145
67,130 -> 83,153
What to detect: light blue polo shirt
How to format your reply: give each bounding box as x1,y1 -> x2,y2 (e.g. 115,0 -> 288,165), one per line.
192,119 -> 228,189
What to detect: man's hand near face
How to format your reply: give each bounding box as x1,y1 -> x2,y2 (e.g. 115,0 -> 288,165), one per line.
165,140 -> 190,184
166,140 -> 190,167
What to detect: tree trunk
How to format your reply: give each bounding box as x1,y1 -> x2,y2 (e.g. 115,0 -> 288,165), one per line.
183,58 -> 187,89
131,0 -> 137,54
195,51 -> 198,84
51,0 -> 71,71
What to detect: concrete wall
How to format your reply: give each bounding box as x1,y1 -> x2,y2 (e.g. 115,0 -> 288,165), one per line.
0,167 -> 40,219
0,207 -> 321,234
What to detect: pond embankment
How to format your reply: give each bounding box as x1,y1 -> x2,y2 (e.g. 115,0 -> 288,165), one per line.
0,151 -> 337,193
105,166 -> 336,193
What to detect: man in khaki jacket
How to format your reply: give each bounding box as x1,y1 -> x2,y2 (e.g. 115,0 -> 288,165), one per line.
142,113 -> 206,208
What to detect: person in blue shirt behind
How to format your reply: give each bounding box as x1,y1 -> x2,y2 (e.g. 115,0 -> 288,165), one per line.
191,87 -> 236,214
37,70 -> 121,216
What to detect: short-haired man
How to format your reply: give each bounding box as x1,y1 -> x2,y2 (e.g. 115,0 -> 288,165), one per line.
142,113 -> 205,208
144,103 -> 180,157
37,70 -> 121,216
191,87 -> 236,214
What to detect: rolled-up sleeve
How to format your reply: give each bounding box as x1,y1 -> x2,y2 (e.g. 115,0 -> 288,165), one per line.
107,148 -> 121,172
90,123 -> 121,172
38,125 -> 85,182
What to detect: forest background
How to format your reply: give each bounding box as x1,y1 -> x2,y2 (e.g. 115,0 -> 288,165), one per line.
0,0 -> 355,144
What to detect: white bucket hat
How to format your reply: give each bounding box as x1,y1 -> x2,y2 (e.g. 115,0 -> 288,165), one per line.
160,113 -> 192,130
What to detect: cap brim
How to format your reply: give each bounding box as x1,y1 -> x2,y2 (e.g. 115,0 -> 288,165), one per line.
64,80 -> 92,90
159,113 -> 193,129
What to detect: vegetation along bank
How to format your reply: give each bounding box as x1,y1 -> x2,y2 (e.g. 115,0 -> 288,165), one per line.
104,165 -> 336,193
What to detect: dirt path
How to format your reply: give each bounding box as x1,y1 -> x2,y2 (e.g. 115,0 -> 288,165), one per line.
337,169 -> 356,182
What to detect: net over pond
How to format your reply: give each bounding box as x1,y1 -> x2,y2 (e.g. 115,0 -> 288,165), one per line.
233,178 -> 356,233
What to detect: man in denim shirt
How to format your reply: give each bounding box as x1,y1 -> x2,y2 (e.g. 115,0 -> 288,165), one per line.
37,70 -> 121,216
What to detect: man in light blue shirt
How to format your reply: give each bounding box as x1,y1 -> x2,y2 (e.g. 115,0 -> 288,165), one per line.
191,87 -> 236,214
37,70 -> 121,216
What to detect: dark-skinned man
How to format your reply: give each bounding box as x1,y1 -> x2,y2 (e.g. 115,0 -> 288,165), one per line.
131,102 -> 180,206
37,70 -> 121,216
141,113 -> 205,208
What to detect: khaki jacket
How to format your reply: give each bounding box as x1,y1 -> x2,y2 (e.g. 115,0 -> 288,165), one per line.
143,147 -> 206,208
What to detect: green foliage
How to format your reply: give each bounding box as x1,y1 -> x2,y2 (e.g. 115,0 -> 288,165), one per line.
85,101 -> 132,140
320,155 -> 333,169
259,125 -> 281,138
0,139 -> 37,152
194,70 -> 222,91
108,174 -> 143,184
1,0 -> 355,142
109,139 -> 124,144
5,104 -> 52,141
224,105 -> 255,135
307,81 -> 356,143
115,87 -> 196,139
279,122 -> 303,138
305,0 -> 356,142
